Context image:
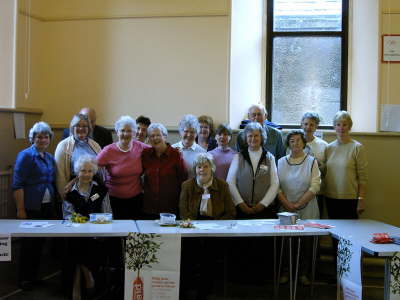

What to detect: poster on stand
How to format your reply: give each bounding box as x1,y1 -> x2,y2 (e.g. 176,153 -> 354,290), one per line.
125,233 -> 181,300
337,237 -> 362,300
0,235 -> 11,262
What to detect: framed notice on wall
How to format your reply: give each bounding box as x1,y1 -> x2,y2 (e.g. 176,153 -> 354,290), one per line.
382,34 -> 400,63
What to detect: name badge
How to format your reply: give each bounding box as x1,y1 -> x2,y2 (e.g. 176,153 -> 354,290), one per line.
202,194 -> 210,200
90,193 -> 99,202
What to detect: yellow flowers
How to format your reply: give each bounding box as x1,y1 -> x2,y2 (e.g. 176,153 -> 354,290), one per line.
178,219 -> 195,228
71,212 -> 88,223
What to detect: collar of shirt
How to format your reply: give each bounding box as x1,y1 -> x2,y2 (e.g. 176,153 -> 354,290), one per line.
149,143 -> 173,157
71,181 -> 97,198
178,141 -> 199,151
193,177 -> 220,193
30,145 -> 47,159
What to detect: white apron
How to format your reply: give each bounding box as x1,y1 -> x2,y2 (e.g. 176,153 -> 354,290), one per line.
278,154 -> 319,219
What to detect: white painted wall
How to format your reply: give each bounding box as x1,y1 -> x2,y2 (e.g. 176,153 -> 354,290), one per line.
0,0 -> 16,108
349,0 -> 379,132
229,0 -> 264,128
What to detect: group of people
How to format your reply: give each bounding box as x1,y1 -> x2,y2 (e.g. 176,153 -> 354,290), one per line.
12,104 -> 367,298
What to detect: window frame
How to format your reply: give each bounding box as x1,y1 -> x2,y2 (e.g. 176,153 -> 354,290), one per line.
265,0 -> 349,129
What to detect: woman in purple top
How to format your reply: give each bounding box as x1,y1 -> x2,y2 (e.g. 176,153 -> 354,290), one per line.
208,124 -> 237,180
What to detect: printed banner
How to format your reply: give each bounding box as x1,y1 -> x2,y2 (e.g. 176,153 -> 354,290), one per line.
0,235 -> 11,262
390,253 -> 400,300
337,237 -> 362,300
125,233 -> 181,300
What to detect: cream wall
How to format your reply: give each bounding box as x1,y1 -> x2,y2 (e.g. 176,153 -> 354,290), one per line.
0,0 -> 16,108
16,0 -> 230,127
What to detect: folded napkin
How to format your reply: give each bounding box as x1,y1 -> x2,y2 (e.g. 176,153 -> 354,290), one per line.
371,233 -> 393,244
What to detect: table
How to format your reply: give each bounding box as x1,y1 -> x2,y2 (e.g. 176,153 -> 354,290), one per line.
317,219 -> 400,300
136,219 -> 330,300
2,219 -> 399,299
0,219 -> 138,237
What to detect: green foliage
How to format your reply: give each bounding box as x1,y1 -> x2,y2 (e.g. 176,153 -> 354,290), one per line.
391,253 -> 400,295
125,233 -> 162,272
337,238 -> 352,279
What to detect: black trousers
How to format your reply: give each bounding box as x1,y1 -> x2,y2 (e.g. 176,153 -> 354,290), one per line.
18,203 -> 54,283
109,193 -> 143,220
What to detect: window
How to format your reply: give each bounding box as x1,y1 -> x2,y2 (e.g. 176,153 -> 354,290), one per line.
266,0 -> 348,127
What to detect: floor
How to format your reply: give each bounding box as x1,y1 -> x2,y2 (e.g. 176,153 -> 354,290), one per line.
0,237 -> 385,300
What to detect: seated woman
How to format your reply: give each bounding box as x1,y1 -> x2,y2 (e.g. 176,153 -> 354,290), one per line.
277,130 -> 321,285
172,114 -> 205,178
196,115 -> 217,151
179,153 -> 235,220
208,124 -> 237,181
55,114 -> 102,199
227,122 -> 279,219
141,123 -> 188,219
63,155 -> 111,300
12,122 -> 56,290
179,153 -> 235,299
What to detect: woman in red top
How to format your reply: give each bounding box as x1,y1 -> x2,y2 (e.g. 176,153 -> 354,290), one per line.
97,116 -> 150,219
141,123 -> 187,219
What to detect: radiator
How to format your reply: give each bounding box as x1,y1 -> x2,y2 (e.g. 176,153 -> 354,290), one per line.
0,170 -> 13,218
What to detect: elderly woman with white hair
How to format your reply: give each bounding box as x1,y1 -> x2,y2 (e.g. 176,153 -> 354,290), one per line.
97,115 -> 150,219
55,114 -> 102,199
227,122 -> 279,218
141,123 -> 188,219
324,111 -> 368,219
63,155 -> 111,299
12,122 -> 56,290
172,114 -> 206,178
179,153 -> 235,220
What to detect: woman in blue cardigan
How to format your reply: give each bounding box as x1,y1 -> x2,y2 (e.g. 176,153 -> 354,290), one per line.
12,121 -> 57,290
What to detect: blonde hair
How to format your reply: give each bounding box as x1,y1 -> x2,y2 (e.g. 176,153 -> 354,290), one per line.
333,111 -> 353,129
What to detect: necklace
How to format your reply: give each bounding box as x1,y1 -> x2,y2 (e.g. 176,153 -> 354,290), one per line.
117,142 -> 132,152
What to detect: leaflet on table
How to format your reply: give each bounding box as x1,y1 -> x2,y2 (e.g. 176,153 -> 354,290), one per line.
19,222 -> 55,228
0,235 -> 11,262
125,233 -> 181,300
338,237 -> 362,300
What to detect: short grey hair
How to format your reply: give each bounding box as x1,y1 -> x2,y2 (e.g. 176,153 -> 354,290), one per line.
333,111 -> 353,129
248,104 -> 268,117
178,114 -> 200,135
70,114 -> 93,138
301,112 -> 321,126
114,115 -> 137,133
29,122 -> 54,143
192,153 -> 216,174
147,123 -> 168,137
73,154 -> 98,175
243,122 -> 267,147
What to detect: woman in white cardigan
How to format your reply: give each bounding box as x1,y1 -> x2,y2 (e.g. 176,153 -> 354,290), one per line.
55,114 -> 102,199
